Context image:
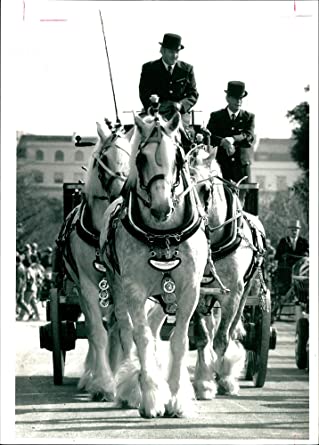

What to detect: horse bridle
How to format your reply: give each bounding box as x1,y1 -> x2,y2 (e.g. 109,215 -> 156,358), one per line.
93,133 -> 131,198
135,124 -> 185,207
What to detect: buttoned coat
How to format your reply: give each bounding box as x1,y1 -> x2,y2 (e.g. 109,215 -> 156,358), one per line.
275,236 -> 309,267
139,58 -> 198,127
206,108 -> 255,183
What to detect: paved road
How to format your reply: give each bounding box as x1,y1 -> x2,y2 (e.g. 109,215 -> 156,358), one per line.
15,309 -> 309,441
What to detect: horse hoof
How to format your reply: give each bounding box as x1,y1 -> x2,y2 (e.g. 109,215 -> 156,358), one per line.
139,407 -> 164,419
92,391 -> 115,402
217,378 -> 239,396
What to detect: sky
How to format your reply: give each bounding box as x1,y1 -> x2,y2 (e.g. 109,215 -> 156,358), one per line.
5,0 -> 318,139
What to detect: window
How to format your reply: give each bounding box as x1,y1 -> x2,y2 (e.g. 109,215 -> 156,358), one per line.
54,172 -> 64,183
255,175 -> 266,190
75,150 -> 84,162
33,170 -> 44,183
74,172 -> 84,183
276,175 -> 287,191
35,150 -> 44,161
55,150 -> 64,162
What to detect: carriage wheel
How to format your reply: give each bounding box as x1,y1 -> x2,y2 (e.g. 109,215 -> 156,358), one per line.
295,318 -> 309,369
245,290 -> 271,387
50,288 -> 66,385
253,289 -> 271,387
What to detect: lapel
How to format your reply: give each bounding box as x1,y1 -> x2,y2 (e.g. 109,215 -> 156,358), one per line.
156,58 -> 170,78
171,61 -> 184,80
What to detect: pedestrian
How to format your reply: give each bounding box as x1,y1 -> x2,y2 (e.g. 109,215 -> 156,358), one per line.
21,258 -> 41,321
16,253 -> 32,321
41,246 -> 53,271
206,81 -> 256,185
139,33 -> 199,151
31,242 -> 41,263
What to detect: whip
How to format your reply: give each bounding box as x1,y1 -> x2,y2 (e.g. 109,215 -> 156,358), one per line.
99,9 -> 120,125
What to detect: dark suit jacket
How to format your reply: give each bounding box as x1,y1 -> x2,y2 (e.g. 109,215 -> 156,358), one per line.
275,236 -> 309,267
139,58 -> 198,126
206,108 -> 255,182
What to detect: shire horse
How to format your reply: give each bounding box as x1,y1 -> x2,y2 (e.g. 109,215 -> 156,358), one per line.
188,143 -> 268,398
54,120 -> 131,400
99,111 -> 208,417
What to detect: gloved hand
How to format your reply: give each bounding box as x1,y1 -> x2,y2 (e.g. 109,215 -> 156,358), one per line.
159,100 -> 182,120
220,138 -> 235,156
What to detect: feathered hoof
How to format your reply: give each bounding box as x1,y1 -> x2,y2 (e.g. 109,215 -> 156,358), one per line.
217,377 -> 240,396
164,394 -> 196,418
116,388 -> 141,409
87,379 -> 116,402
92,391 -> 115,402
139,405 -> 166,419
193,380 -> 217,400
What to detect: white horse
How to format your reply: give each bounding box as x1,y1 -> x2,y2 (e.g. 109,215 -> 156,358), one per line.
188,144 -> 267,399
100,112 -> 208,417
55,120 -> 131,400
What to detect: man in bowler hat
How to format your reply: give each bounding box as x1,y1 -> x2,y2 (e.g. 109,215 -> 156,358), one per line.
275,219 -> 309,268
206,81 -> 255,184
273,219 -> 309,319
139,33 -> 199,150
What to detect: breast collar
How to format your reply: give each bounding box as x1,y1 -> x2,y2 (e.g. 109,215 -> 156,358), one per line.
120,169 -> 203,249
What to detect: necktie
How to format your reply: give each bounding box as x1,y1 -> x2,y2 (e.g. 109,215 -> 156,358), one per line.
168,65 -> 173,75
231,113 -> 236,121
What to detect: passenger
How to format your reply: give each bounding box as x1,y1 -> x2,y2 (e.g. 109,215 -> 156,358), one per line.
273,219 -> 309,320
139,33 -> 199,152
206,81 -> 256,185
275,219 -> 309,268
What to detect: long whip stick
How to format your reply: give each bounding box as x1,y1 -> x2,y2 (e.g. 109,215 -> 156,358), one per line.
99,9 -> 120,124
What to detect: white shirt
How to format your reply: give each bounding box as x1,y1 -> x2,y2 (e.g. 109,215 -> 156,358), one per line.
224,108 -> 240,145
227,108 -> 240,120
162,60 -> 176,73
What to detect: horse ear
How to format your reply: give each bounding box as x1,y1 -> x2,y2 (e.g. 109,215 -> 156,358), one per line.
96,121 -> 107,141
164,112 -> 181,134
134,114 -> 146,134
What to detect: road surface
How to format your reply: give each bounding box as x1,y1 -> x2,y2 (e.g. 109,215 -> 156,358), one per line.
15,309 -> 309,441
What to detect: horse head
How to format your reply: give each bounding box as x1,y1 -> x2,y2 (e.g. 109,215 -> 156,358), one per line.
85,120 -> 131,206
188,144 -> 219,212
132,112 -> 184,222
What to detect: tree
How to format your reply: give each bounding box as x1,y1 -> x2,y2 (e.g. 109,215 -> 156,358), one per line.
16,171 -> 63,252
286,90 -> 309,219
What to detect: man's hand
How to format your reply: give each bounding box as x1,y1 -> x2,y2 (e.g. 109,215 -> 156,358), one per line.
159,100 -> 182,119
220,137 -> 235,156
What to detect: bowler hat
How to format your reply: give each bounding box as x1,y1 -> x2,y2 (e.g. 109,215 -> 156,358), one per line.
288,219 -> 301,229
159,33 -> 184,50
225,81 -> 248,98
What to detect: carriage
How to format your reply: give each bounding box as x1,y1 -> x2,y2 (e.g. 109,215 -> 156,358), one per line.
39,117 -> 276,404
292,257 -> 309,369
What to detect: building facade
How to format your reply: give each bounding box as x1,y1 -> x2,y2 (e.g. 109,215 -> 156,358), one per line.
17,133 -> 302,199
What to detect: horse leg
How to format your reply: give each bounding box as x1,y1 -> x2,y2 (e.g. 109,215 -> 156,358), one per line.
117,286 -> 170,418
165,287 -> 199,417
213,294 -> 246,396
79,280 -> 115,401
193,312 -> 218,400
